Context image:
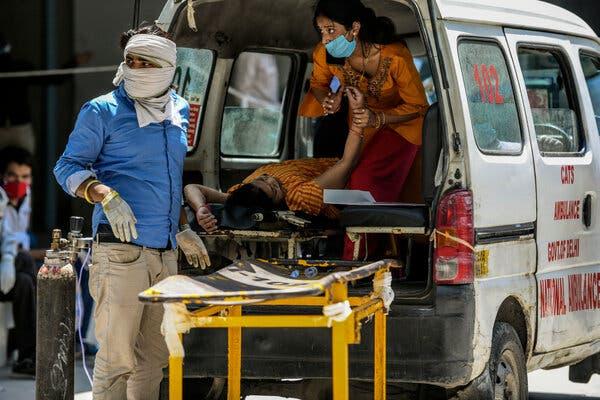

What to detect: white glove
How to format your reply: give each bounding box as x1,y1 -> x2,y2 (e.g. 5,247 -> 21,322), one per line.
0,255 -> 15,294
176,228 -> 211,269
101,190 -> 138,242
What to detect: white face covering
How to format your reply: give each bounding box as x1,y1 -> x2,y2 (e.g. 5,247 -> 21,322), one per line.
113,34 -> 180,127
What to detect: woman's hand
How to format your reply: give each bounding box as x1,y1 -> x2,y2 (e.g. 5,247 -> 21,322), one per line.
195,206 -> 218,233
346,87 -> 369,129
346,86 -> 365,110
322,89 -> 343,115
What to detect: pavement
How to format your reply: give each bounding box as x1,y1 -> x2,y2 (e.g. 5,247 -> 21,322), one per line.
1,357 -> 599,399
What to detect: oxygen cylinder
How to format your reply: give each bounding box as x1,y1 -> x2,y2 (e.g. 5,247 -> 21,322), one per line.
36,216 -> 88,400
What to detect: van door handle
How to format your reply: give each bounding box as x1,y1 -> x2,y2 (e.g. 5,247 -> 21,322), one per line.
582,194 -> 592,228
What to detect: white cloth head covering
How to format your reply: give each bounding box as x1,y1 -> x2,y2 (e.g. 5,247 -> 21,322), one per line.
113,34 -> 180,127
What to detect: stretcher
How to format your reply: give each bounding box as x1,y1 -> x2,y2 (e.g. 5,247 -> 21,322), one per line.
139,258 -> 399,400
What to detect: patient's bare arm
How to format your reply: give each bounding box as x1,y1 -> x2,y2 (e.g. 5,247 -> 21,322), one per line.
314,87 -> 365,189
184,184 -> 229,233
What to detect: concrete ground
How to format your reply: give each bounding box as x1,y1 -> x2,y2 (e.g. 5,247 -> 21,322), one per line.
1,358 -> 599,399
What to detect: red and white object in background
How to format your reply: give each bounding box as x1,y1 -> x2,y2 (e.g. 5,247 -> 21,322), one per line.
186,95 -> 202,150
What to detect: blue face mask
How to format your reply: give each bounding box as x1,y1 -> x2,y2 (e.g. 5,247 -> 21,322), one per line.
325,33 -> 356,59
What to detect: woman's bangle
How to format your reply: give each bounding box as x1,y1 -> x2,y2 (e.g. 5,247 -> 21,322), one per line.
373,111 -> 382,129
380,112 -> 386,126
83,179 -> 101,205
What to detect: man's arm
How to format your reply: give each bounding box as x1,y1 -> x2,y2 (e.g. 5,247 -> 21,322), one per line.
184,184 -> 228,211
313,127 -> 363,189
184,184 -> 228,233
54,102 -> 105,197
314,87 -> 366,189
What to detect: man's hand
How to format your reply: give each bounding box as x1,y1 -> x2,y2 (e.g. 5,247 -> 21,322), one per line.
0,255 -> 15,294
176,229 -> 211,269
101,190 -> 138,242
196,206 -> 218,233
322,90 -> 343,115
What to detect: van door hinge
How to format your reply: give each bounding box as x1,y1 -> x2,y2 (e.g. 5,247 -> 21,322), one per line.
452,132 -> 462,154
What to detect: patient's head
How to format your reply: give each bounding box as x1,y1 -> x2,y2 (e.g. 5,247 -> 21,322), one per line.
226,175 -> 285,211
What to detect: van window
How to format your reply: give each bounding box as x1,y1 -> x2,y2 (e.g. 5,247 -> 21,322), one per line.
458,40 -> 522,154
579,53 -> 600,132
173,48 -> 215,153
518,48 -> 584,154
220,52 -> 292,157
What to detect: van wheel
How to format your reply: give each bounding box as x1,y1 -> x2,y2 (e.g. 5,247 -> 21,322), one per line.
449,322 -> 527,400
489,322 -> 528,399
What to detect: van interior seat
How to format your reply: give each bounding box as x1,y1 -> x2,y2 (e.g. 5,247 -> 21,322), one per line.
339,102 -> 441,229
339,205 -> 426,228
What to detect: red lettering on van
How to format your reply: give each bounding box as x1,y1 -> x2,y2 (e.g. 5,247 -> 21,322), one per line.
560,165 -> 575,184
568,272 -> 600,313
473,64 -> 504,105
553,200 -> 580,220
547,238 -> 580,262
540,277 -> 567,318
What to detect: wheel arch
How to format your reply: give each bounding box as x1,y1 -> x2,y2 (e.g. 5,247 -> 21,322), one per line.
494,296 -> 533,358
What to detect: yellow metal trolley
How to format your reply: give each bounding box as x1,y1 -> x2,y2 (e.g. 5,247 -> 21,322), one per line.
139,258 -> 398,400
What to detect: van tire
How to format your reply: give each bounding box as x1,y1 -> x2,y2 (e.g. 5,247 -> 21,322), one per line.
488,322 -> 528,399
450,322 -> 527,400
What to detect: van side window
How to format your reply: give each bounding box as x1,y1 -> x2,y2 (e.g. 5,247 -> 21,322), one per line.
579,53 -> 600,132
517,48 -> 584,154
173,48 -> 215,153
220,52 -> 292,157
458,41 -> 523,154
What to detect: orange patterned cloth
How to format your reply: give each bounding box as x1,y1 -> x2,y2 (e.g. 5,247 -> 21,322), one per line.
228,158 -> 340,219
299,42 -> 429,145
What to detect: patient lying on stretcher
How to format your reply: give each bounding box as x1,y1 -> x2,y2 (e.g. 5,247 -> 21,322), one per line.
185,87 -> 367,233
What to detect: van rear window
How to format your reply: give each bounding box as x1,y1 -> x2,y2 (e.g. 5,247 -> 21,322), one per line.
518,48 -> 584,155
173,48 -> 215,153
220,52 -> 293,158
458,40 -> 523,155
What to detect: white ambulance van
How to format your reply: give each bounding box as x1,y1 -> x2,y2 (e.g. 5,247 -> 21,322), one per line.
155,0 -> 600,398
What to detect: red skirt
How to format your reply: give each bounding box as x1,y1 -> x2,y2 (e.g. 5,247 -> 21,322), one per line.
343,126 -> 419,260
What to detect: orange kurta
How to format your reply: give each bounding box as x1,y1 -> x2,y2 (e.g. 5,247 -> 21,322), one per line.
228,158 -> 340,219
299,42 -> 429,145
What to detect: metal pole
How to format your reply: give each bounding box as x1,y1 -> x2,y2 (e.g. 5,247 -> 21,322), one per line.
132,0 -> 142,28
44,0 -> 58,232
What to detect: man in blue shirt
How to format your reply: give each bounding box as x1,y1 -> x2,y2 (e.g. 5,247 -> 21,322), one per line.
54,24 -> 209,400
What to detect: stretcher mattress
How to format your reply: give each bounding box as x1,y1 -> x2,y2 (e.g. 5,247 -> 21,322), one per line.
139,259 -> 395,304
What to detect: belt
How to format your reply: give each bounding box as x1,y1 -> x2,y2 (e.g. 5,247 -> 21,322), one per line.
96,224 -> 173,252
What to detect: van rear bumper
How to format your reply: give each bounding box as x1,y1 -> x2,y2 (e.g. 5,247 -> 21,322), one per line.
181,285 -> 475,388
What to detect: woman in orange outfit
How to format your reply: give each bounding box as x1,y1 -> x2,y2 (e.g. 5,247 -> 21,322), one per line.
299,0 -> 429,259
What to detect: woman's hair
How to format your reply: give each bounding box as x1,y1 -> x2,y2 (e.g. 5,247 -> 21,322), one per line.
225,183 -> 274,212
119,22 -> 172,51
313,0 -> 397,45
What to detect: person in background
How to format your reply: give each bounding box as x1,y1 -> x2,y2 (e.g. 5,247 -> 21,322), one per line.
0,146 -> 37,377
299,0 -> 429,259
54,24 -> 209,399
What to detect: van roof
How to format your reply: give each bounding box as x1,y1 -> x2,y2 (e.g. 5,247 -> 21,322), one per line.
435,0 -> 597,41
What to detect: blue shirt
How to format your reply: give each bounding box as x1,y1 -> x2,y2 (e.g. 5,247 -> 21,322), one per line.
54,84 -> 189,249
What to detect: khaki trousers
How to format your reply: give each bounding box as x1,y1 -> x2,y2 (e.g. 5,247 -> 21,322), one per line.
89,243 -> 177,400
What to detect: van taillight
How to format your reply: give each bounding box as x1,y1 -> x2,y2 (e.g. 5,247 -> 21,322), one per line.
433,189 -> 474,285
